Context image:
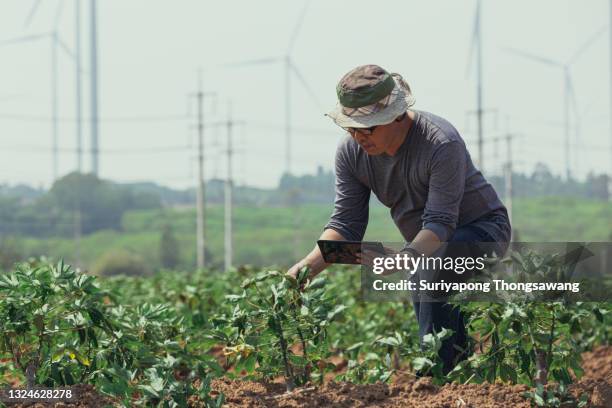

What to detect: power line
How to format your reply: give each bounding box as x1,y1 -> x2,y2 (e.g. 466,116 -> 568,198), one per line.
464,138 -> 608,151
0,113 -> 189,122
0,145 -> 194,154
246,120 -> 338,136
0,143 -> 325,165
0,113 -> 341,137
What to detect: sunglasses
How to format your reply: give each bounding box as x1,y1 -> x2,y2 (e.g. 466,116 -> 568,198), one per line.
342,112 -> 407,136
343,125 -> 377,136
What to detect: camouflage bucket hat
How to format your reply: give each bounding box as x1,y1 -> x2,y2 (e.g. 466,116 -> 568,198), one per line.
326,64 -> 416,128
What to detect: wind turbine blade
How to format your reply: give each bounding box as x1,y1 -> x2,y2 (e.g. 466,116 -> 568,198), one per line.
55,34 -> 75,59
0,33 -> 48,47
579,95 -> 600,119
223,56 -> 282,68
287,0 -> 310,55
288,60 -> 323,110
502,46 -> 561,67
23,0 -> 43,28
567,24 -> 607,65
465,0 -> 480,78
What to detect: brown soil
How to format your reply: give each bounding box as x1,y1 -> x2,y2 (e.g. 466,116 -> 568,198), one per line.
210,345 -> 612,408
2,346 -> 609,407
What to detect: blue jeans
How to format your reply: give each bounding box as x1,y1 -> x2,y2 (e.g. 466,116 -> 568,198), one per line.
411,218 -> 507,374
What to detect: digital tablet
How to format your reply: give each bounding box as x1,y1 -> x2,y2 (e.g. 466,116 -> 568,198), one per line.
317,240 -> 386,265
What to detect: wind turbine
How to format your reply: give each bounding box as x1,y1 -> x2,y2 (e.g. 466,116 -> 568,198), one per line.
466,0 -> 484,172
505,25 -> 607,180
224,0 -> 321,175
90,0 -> 100,176
609,0 -> 612,200
75,0 -> 83,173
1,0 -> 74,183
24,0 -> 86,174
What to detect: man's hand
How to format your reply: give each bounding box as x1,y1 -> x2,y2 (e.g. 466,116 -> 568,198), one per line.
286,228 -> 344,286
287,260 -> 307,280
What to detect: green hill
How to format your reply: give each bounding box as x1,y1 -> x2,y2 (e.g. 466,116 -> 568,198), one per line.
11,196 -> 610,273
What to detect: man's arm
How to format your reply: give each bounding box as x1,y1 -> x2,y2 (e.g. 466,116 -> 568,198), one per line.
404,229 -> 442,256
288,139 -> 370,279
287,228 -> 346,279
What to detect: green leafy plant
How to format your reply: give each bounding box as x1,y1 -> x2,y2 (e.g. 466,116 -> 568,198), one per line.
453,250 -> 602,389
0,260 -> 113,388
523,383 -> 588,407
1,254 -> 608,405
409,328 -> 453,384
335,341 -> 395,384
0,260 -> 224,407
209,267 -> 344,392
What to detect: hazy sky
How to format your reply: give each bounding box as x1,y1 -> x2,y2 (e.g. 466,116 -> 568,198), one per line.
0,0 -> 609,189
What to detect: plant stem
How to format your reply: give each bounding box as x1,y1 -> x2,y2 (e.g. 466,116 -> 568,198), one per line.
290,302 -> 310,384
289,296 -> 308,361
535,350 -> 548,386
275,314 -> 295,392
547,305 -> 556,368
526,320 -> 546,386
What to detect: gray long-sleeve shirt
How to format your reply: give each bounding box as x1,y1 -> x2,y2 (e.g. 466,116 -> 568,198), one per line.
324,110 -> 511,244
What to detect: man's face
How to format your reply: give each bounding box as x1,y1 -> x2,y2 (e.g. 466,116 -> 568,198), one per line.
348,122 -> 397,155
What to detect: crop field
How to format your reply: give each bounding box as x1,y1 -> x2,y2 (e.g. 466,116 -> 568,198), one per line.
1,255 -> 610,407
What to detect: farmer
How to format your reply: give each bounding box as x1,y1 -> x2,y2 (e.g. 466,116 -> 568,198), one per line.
287,64 -> 511,373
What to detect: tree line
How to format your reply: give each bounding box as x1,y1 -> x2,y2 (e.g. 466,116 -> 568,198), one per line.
0,163 -> 608,241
